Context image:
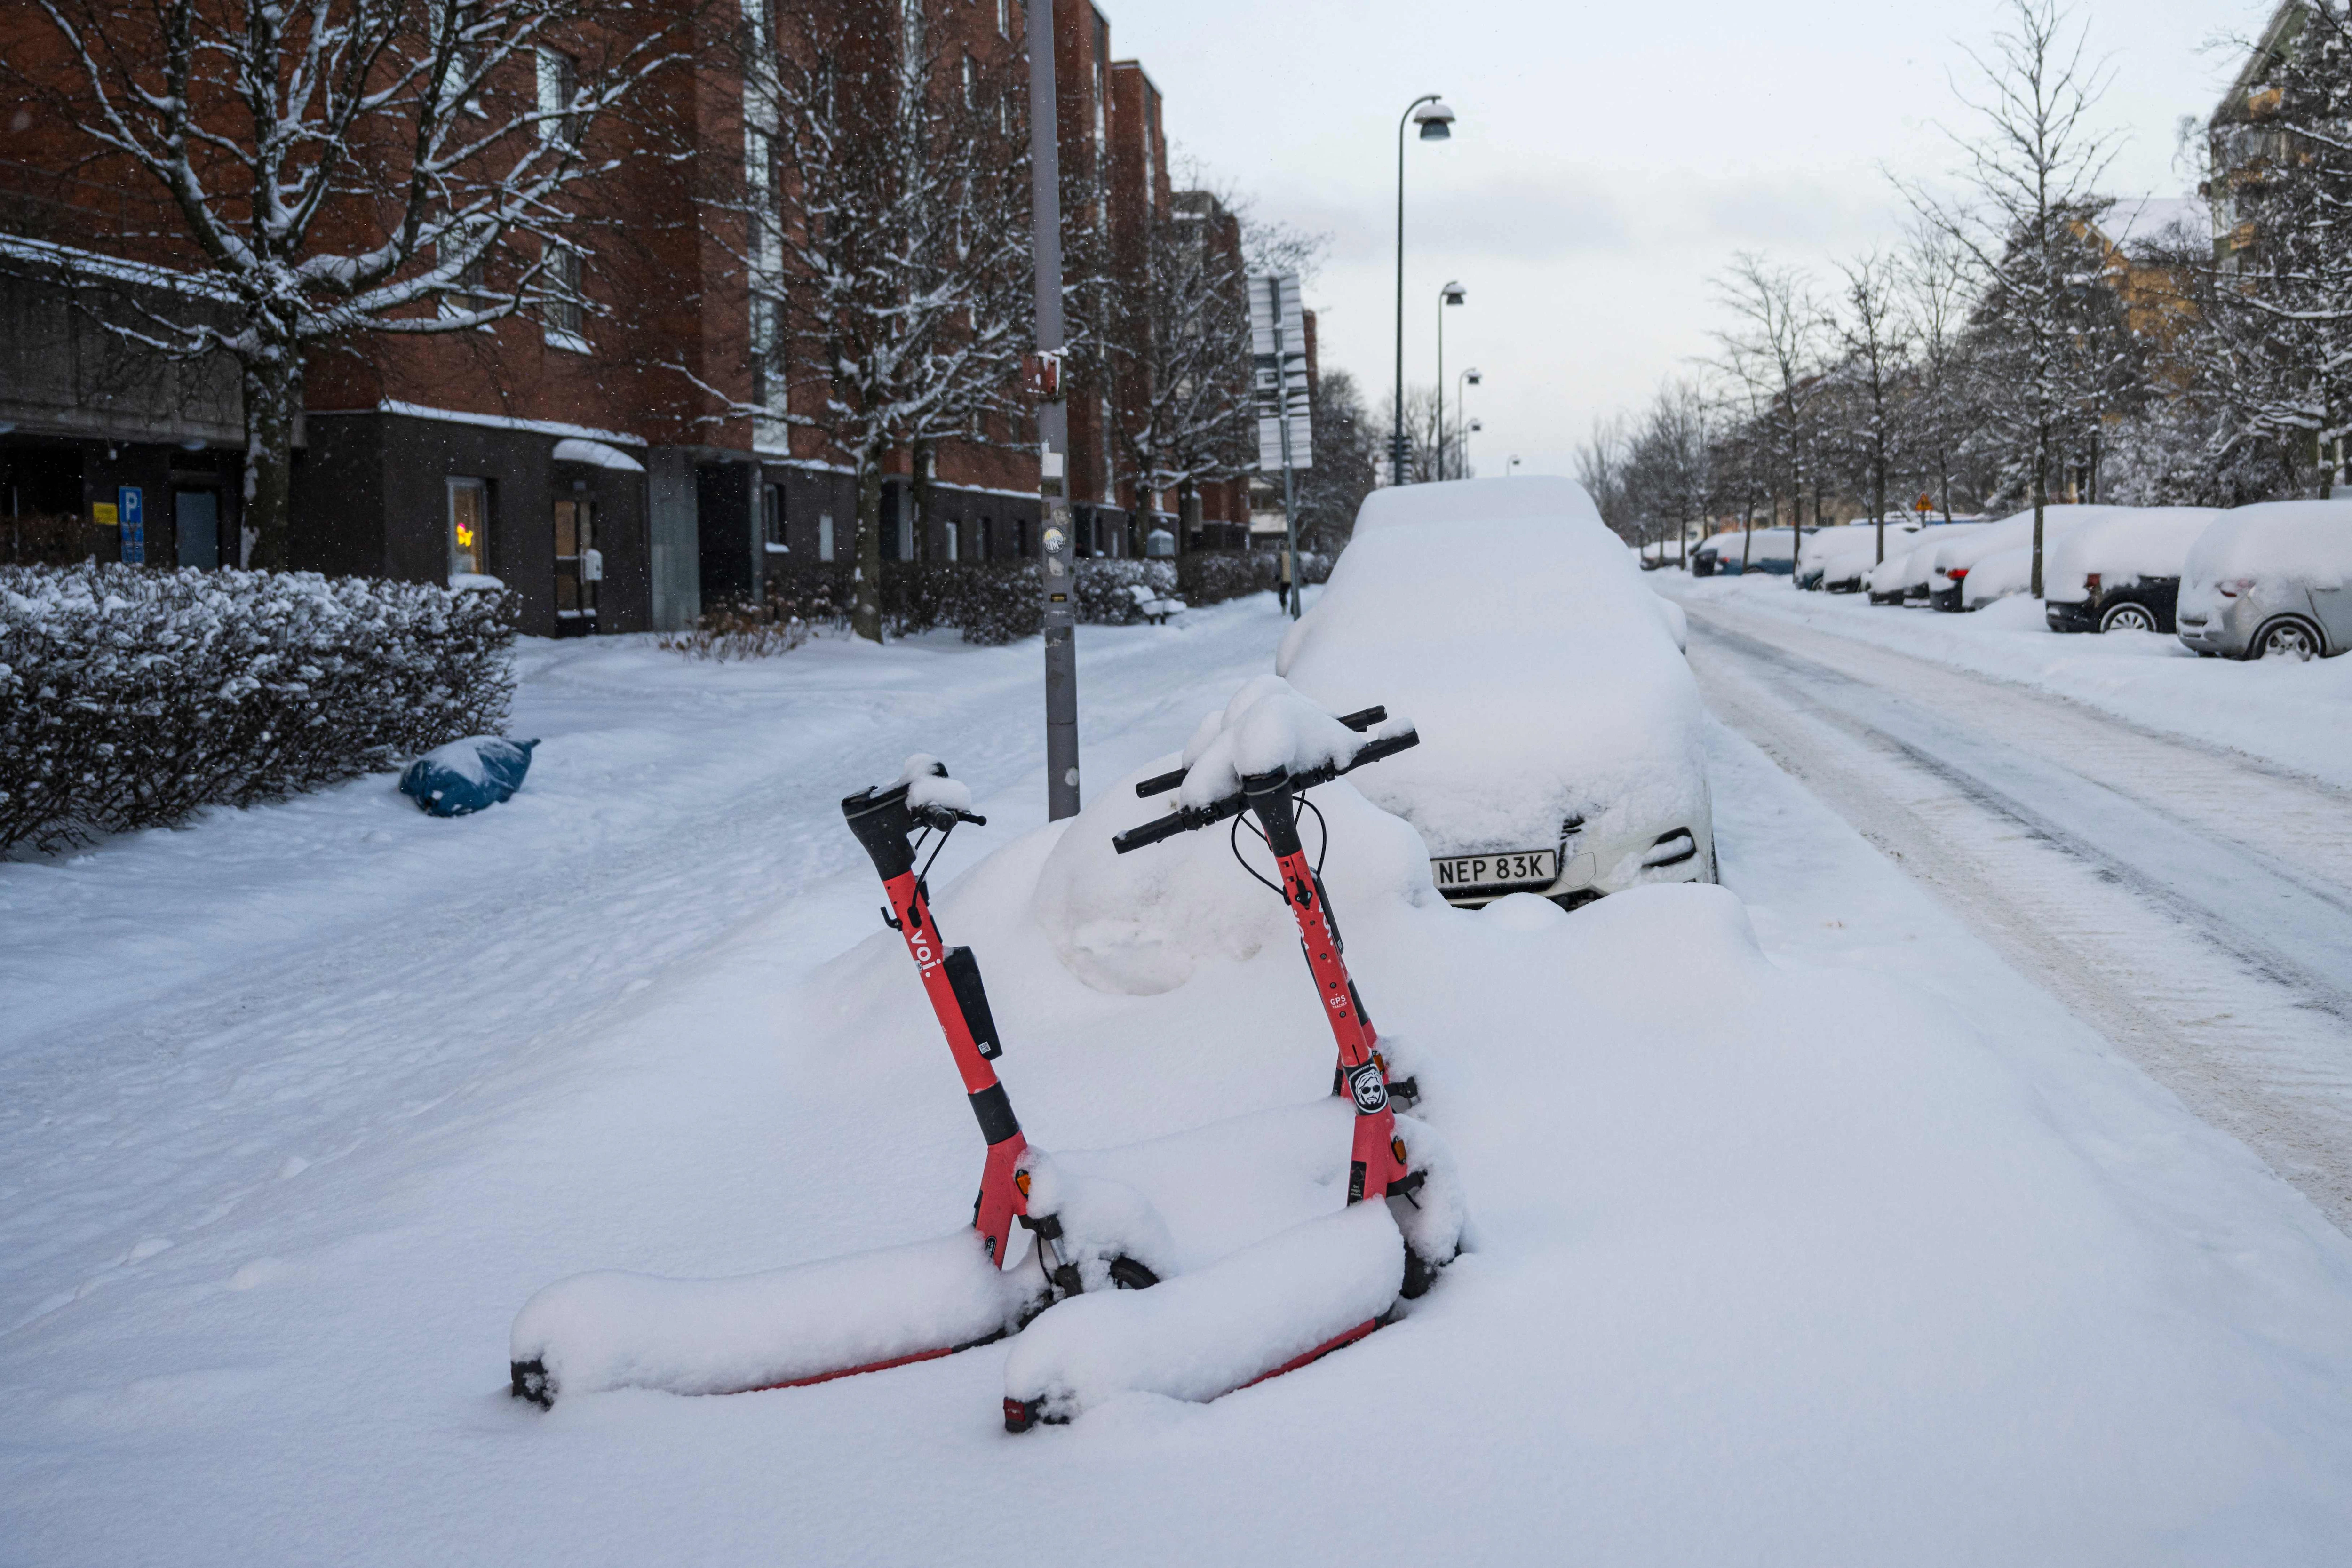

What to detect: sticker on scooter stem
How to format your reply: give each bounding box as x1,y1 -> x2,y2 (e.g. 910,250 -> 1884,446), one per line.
1344,1062 -> 1389,1114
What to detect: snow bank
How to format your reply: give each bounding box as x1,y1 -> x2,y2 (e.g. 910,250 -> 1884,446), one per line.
1274,477 -> 1708,882
509,1229 -> 1038,1402
2179,499 -> 2352,624
2043,507 -> 2225,603
1002,1200 -> 1404,1424
1030,751 -> 1434,996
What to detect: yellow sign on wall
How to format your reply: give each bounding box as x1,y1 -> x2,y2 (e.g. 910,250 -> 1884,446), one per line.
92,502 -> 119,526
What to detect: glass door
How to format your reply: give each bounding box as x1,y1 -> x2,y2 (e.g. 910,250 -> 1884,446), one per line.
448,478 -> 489,578
554,498 -> 598,632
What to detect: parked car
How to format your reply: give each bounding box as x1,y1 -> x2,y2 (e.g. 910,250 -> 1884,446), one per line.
2176,499 -> 2352,659
1799,520 -> 1920,592
1279,477 -> 1714,909
1869,524 -> 1988,605
2042,507 -> 2225,632
1696,527 -> 1803,577
1926,505 -> 2131,611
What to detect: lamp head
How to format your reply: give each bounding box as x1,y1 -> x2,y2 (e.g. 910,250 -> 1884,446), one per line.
1441,282 -> 1465,306
1470,419 -> 1483,432
1465,368 -> 1482,385
1414,99 -> 1456,141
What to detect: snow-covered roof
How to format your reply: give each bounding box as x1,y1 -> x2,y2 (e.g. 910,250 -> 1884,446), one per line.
551,438 -> 644,473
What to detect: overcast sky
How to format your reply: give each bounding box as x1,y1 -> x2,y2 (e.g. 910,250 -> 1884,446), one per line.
1110,0 -> 2276,480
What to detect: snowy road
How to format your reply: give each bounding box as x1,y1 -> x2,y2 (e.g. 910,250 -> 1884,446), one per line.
1676,589 -> 2352,1231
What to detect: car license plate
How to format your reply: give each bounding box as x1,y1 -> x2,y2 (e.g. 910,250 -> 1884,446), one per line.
1431,848 -> 1557,892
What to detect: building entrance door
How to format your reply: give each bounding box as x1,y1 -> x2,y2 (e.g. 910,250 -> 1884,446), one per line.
555,498 -> 599,634
174,490 -> 219,569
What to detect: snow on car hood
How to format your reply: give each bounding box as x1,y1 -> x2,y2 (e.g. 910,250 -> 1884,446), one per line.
1276,478 -> 1707,860
2178,499 -> 2352,624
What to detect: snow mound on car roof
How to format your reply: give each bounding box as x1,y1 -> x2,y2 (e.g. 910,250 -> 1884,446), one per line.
1276,477 -> 1708,866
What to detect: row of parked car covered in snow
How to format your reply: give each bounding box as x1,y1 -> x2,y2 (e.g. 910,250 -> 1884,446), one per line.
1788,500 -> 2352,660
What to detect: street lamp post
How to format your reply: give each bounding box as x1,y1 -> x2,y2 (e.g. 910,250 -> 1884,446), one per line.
1393,94 -> 1454,486
1436,282 -> 1463,481
1454,366 -> 1480,480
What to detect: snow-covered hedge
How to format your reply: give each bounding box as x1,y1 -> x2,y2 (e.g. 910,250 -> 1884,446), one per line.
0,564 -> 516,853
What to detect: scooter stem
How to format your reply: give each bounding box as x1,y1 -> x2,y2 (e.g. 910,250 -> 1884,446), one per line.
844,784 -> 1031,1265
1241,769 -> 1407,1203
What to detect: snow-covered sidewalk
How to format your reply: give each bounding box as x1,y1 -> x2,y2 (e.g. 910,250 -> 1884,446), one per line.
5,594 -> 2352,1565
1660,571 -> 2352,788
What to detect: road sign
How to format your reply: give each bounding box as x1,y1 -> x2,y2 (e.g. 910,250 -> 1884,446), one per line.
1914,492 -> 1934,514
1249,271 -> 1311,474
119,486 -> 145,565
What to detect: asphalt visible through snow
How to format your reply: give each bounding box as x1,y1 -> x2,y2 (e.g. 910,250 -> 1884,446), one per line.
1682,595 -> 2352,1234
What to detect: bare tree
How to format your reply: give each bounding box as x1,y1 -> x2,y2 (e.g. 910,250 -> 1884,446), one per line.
1830,253 -> 1912,564
754,4 -> 1033,641
10,0 -> 683,568
1711,252 -> 1827,574
1898,222 -> 1979,520
1622,382 -> 1711,562
1294,366 -> 1377,553
1108,186 -> 1253,543
1903,0 -> 2119,596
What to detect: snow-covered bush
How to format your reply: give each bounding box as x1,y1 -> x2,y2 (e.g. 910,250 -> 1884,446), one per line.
763,560 -> 1191,645
1175,550 -> 1331,607
0,564 -> 516,853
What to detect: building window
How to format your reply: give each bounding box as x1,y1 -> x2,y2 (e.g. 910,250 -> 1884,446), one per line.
447,477 -> 489,579
554,498 -> 598,627
961,52 -> 977,110
536,47 -> 577,146
818,511 -> 835,561
979,516 -> 993,559
763,481 -> 787,550
542,242 -> 585,349
435,227 -> 490,320
944,519 -> 960,562
997,0 -> 1009,36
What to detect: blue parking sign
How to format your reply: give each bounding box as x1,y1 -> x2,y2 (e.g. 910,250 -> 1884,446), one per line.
119,486 -> 144,565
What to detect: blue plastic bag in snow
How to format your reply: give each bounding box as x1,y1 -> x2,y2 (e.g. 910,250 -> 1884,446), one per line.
399,735 -> 539,818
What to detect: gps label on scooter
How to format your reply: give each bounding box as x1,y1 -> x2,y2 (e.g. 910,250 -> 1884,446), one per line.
1344,1062 -> 1389,1114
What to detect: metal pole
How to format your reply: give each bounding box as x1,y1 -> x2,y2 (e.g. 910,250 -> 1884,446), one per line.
1270,275 -> 1301,621
1392,96 -> 1434,487
1435,288 -> 1444,482
1027,0 -> 1079,820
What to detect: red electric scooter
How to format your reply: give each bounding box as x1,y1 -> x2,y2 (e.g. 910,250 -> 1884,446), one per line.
508,761 -> 1158,1409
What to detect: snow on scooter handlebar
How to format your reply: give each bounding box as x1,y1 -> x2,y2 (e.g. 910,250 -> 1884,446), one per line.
508,756 -> 1171,1409
1005,682 -> 1465,1431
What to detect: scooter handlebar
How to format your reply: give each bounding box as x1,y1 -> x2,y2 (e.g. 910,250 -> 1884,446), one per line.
1131,705 -> 1390,800
1112,725 -> 1418,853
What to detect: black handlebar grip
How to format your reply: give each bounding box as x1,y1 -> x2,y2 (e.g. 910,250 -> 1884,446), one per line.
1112,812 -> 1196,854
1334,705 -> 1388,732
1133,766 -> 1186,799
1344,729 -> 1421,771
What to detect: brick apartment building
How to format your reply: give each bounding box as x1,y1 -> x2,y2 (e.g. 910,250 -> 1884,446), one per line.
0,0 -> 1260,636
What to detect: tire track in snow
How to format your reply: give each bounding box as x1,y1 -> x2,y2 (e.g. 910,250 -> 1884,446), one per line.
1684,603 -> 2352,1233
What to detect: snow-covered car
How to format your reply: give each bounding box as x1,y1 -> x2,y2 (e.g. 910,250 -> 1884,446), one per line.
1925,505 -> 2130,611
1869,523 -> 1987,605
2042,507 -> 2225,633
2175,499 -> 2352,660
1799,521 -> 1919,592
1278,477 -> 1713,909
1697,527 -> 1803,577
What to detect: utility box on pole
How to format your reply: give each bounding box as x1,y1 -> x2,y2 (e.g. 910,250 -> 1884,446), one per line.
1251,271 -> 1312,619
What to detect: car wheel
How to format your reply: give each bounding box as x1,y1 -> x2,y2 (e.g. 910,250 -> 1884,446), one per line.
2253,617 -> 2321,661
2098,601 -> 2157,633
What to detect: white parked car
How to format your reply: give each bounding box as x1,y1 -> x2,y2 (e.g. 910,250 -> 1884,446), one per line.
1278,477 -> 1714,909
1800,520 -> 1919,592
1869,523 -> 1988,604
1925,505 -> 2139,611
2176,499 -> 2352,660
2041,507 -> 2225,632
